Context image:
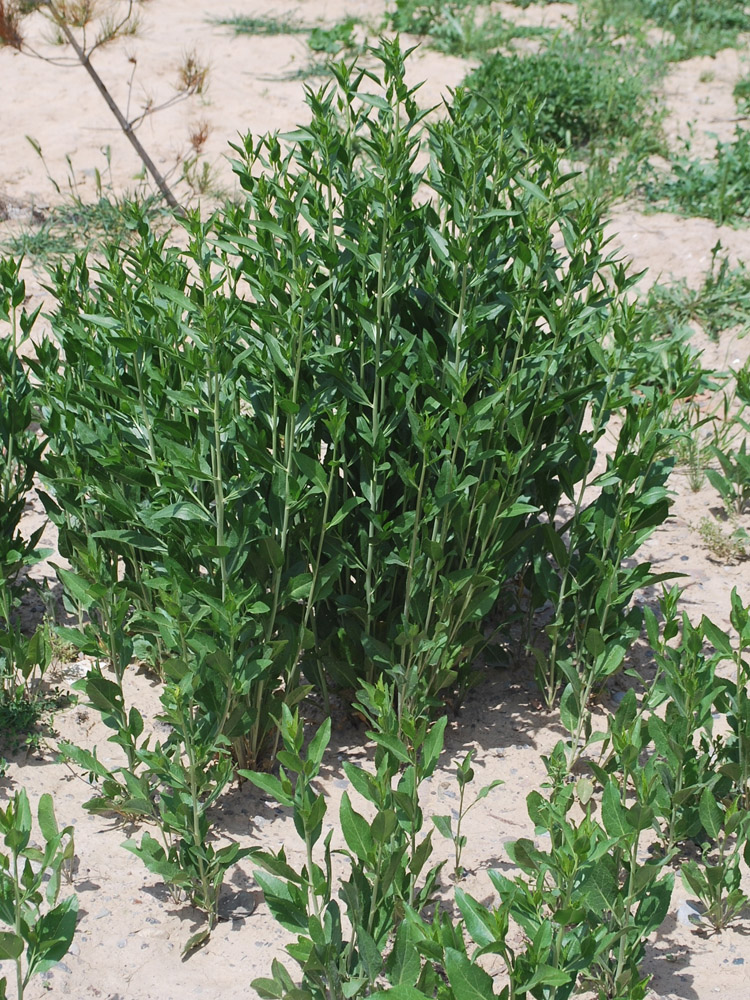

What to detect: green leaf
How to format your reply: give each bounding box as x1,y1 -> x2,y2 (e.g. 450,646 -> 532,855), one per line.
37,794 -> 59,842
426,225 -> 450,263
432,815 -> 453,840
340,793 -> 374,862
370,987 -> 430,1000
699,787 -> 723,841
239,771 -> 294,808
455,888 -> 495,949
576,856 -> 619,911
0,932 -> 23,961
701,617 -> 734,658
26,896 -> 79,978
601,780 -> 629,839
444,947 -> 495,1000
518,963 -> 571,992
55,567 -> 103,611
182,925 -> 211,956
421,716 -> 447,777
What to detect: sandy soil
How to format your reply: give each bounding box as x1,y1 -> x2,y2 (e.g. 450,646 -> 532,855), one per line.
2,3 -> 750,999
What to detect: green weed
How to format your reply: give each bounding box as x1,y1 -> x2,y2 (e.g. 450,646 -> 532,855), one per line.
388,0 -> 548,57
643,244 -> 750,341
465,32 -> 662,150
643,128 -> 750,224
699,516 -> 749,562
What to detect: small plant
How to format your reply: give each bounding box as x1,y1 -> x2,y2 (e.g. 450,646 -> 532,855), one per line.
0,789 -> 77,1000
643,244 -> 750,341
122,667 -> 248,954
643,127 -> 750,224
699,516 -> 749,562
706,441 -> 750,517
244,693 -> 446,1000
460,744 -> 673,1000
642,597 -> 732,852
433,750 -> 502,880
681,792 -> 750,931
308,18 -> 360,55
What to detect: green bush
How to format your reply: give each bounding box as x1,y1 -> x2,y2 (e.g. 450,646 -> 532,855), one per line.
465,33 -> 660,149
11,41 -> 684,778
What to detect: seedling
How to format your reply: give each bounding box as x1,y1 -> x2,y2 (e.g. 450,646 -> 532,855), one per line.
433,749 -> 502,880
706,441 -> 750,516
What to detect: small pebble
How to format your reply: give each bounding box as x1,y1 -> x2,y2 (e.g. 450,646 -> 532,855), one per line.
733,958 -> 745,966
95,908 -> 111,919
117,938 -> 127,949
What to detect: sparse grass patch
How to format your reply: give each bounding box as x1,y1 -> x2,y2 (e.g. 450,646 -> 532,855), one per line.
212,12 -> 308,36
698,515 -> 749,562
638,0 -> 750,59
582,0 -> 750,59
1,193 -> 169,262
643,244 -> 750,341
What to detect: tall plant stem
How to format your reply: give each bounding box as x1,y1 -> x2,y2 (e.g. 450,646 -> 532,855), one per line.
211,366 -> 227,603
13,849 -> 24,998
364,219 -> 389,651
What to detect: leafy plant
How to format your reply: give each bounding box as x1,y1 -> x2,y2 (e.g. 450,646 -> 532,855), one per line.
122,662 -> 250,953
460,744 -> 673,1000
706,441 -> 750,516
244,692 -> 446,1000
465,31 -> 662,150
643,126 -> 750,224
309,18 -> 360,55
28,39 -> 658,760
642,596 -> 731,852
681,792 -> 750,931
0,789 -> 77,1000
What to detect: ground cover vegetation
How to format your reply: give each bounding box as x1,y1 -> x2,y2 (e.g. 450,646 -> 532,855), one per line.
2,0 -> 750,996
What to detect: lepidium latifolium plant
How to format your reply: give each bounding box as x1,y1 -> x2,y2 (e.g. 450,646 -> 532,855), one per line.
28,40 -> 674,945
242,687 -> 447,1000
